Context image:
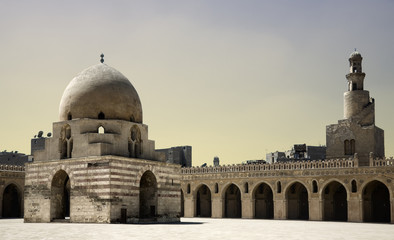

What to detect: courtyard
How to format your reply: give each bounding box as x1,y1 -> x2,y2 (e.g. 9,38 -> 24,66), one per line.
1,218 -> 393,240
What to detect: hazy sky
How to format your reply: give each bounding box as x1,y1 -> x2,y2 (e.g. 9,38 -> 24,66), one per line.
1,0 -> 394,166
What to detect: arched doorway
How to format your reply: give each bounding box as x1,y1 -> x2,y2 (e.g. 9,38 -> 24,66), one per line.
195,184 -> 211,217
180,190 -> 184,217
323,181 -> 348,221
363,180 -> 391,223
224,184 -> 241,218
286,182 -> 309,220
2,184 -> 21,218
51,170 -> 70,221
139,171 -> 157,219
253,183 -> 273,219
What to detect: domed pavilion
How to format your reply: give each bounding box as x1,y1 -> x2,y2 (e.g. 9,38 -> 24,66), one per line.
24,56 -> 181,223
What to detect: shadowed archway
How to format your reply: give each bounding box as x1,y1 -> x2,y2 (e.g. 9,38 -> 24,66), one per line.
224,184 -> 241,218
323,181 -> 348,221
2,184 -> 21,218
139,171 -> 158,219
195,184 -> 211,217
51,170 -> 70,221
253,183 -> 273,219
286,182 -> 309,220
363,180 -> 390,223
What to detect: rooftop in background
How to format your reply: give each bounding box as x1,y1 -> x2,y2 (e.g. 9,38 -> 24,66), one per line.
0,151 -> 31,166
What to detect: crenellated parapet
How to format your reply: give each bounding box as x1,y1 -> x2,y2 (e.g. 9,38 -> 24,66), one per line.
0,164 -> 25,172
181,157 -> 356,175
370,157 -> 394,167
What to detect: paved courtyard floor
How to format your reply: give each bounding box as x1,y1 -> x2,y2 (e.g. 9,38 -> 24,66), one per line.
0,218 -> 393,240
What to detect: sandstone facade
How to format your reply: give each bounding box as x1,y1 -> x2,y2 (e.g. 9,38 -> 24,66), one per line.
181,157 -> 394,223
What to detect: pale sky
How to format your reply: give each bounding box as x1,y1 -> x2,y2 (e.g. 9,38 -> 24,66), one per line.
1,0 -> 393,166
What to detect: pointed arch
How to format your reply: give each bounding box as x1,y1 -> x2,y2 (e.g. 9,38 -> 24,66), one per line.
195,184 -> 212,217
139,170 -> 157,219
252,182 -> 273,219
322,181 -> 348,221
362,180 -> 391,223
60,124 -> 72,159
129,125 -> 142,158
50,170 -> 70,221
223,183 -> 242,218
98,112 -> 105,119
285,181 -> 309,220
2,183 -> 21,218
312,180 -> 318,193
98,126 -> 105,134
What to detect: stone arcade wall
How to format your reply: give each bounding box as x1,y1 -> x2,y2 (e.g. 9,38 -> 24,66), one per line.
181,156 -> 394,223
0,165 -> 25,218
24,156 -> 180,223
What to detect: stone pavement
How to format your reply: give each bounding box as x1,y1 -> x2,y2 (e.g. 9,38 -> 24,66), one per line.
1,218 -> 393,240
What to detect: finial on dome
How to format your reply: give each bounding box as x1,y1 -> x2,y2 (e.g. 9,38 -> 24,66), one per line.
100,53 -> 104,63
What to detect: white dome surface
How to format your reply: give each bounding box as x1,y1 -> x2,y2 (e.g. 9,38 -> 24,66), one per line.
59,63 -> 142,122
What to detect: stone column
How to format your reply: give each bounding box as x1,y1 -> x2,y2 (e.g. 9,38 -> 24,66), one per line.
211,197 -> 223,218
241,196 -> 253,219
309,195 -> 322,221
184,196 -> 194,217
347,195 -> 362,222
274,194 -> 285,220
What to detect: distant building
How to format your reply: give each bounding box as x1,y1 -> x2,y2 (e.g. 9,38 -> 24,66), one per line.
266,151 -> 286,164
266,144 -> 326,163
0,151 -> 32,165
156,146 -> 192,167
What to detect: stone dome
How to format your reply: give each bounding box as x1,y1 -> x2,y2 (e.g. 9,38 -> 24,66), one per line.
59,63 -> 143,123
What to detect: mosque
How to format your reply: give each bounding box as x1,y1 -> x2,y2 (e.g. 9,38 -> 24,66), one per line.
0,51 -> 393,223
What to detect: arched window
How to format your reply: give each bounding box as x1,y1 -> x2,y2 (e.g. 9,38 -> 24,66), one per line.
129,125 -> 142,158
312,180 -> 318,193
215,183 -> 219,194
244,182 -> 249,193
277,181 -> 282,193
98,126 -> 105,134
67,113 -> 72,120
98,112 -> 105,119
187,184 -> 191,194
351,180 -> 357,193
61,124 -> 72,159
350,139 -> 355,155
344,140 -> 350,155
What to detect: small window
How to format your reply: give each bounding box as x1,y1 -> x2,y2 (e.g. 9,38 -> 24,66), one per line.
351,180 -> 357,193
244,182 -> 249,193
98,126 -> 105,134
277,181 -> 281,193
312,180 -> 318,193
67,113 -> 72,120
187,184 -> 191,194
98,112 -> 105,119
215,183 -> 219,193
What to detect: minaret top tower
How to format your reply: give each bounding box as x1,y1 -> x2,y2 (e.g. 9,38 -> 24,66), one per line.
343,50 -> 373,124
346,50 -> 366,91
